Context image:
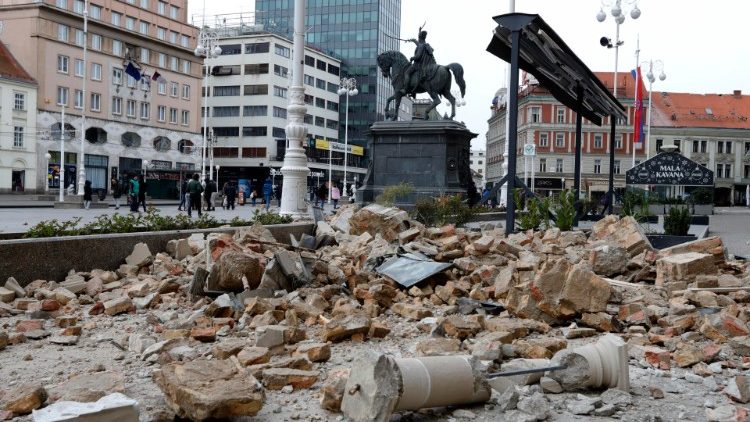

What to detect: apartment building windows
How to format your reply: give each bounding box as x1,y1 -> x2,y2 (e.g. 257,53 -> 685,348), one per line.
615,136 -> 622,150
213,86 -> 240,96
13,127 -> 24,148
156,27 -> 166,40
90,4 -> 102,19
593,159 -> 602,174
75,29 -> 85,46
556,158 -> 563,173
111,12 -> 121,26
158,53 -> 166,68
243,127 -> 267,137
693,140 -> 708,153
58,24 -> 69,42
126,73 -> 136,88
91,34 -> 102,51
157,1 -> 166,14
157,81 -> 166,95
74,89 -> 83,109
274,86 -> 287,98
126,100 -> 136,117
182,84 -> 190,99
614,160 -> 621,174
304,75 -> 315,86
57,55 -> 69,73
539,158 -> 547,173
212,106 -> 239,117
73,0 -> 84,13
157,106 -> 166,122
169,108 -> 177,124
274,44 -> 290,57
530,106 -> 541,123
125,17 -> 136,31
315,98 -> 325,108
57,87 -> 69,105
168,82 -> 178,97
140,48 -> 150,64
244,85 -> 268,95
13,92 -> 25,110
112,67 -> 123,85
170,57 -> 178,71
170,5 -> 179,19
594,134 -> 603,149
556,107 -> 565,123
138,102 -> 149,120
182,60 -> 190,74
181,35 -> 190,48
169,31 -> 178,44
112,97 -> 122,115
244,106 -> 267,116
539,133 -> 548,147
246,42 -> 270,54
273,107 -> 287,119
274,64 -> 288,78
56,0 -> 67,9
719,141 -> 733,154
91,63 -> 102,80
112,40 -> 122,56
140,0 -> 149,8
555,133 -> 564,148
181,110 -> 189,125
656,138 -> 663,152
90,93 -> 101,111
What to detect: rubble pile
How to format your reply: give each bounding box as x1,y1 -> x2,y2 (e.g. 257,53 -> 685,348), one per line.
1,207 -> 749,421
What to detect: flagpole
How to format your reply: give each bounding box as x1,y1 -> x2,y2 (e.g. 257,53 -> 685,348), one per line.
632,36 -> 639,168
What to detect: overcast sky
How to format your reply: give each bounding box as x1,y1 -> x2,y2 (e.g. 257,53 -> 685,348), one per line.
189,0 -> 750,150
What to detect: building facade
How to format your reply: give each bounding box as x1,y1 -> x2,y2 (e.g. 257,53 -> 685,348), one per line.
0,0 -> 202,197
487,72 -> 647,201
0,43 -> 39,193
649,90 -> 750,206
255,0 -> 408,154
202,24 -> 366,194
469,149 -> 485,188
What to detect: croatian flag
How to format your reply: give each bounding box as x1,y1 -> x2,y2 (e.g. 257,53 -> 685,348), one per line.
631,67 -> 644,146
125,61 -> 142,81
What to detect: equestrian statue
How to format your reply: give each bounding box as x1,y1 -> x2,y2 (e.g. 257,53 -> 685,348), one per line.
377,27 -> 466,120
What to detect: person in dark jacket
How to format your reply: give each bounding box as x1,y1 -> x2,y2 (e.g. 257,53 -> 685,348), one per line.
111,178 -> 122,210
178,178 -> 188,211
187,173 -> 203,217
223,182 -> 237,210
83,180 -> 92,209
316,184 -> 327,207
262,177 -> 273,211
204,178 -> 217,211
137,174 -> 147,212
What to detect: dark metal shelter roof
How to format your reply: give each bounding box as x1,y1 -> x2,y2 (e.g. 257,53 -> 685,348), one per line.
487,13 -> 626,125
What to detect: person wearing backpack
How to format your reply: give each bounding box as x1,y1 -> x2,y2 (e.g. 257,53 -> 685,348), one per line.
128,174 -> 139,213
111,178 -> 122,210
187,173 -> 203,217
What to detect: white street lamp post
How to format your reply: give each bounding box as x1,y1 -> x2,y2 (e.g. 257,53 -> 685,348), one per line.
327,144 -> 332,204
143,160 -> 149,177
77,0 -> 90,196
596,0 -> 641,98
644,60 -> 665,160
279,0 -> 311,217
216,165 -> 220,189
194,28 -> 221,184
59,105 -> 66,203
337,77 -> 358,199
45,152 -> 51,193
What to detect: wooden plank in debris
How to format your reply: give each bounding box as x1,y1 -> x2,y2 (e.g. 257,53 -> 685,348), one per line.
603,278 -> 644,289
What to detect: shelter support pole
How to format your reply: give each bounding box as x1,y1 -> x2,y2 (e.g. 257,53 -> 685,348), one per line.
505,28 -> 522,236
573,85 -> 583,227
608,115 -> 616,215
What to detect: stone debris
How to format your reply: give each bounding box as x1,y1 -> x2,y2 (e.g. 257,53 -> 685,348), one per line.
0,210 -> 748,421
31,392 -> 139,422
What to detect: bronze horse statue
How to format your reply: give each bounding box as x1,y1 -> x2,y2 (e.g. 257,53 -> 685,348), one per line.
377,50 -> 465,120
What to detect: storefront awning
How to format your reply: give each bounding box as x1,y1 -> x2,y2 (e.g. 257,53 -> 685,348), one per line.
626,152 -> 714,186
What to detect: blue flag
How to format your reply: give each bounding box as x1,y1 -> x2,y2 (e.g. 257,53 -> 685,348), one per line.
125,62 -> 142,81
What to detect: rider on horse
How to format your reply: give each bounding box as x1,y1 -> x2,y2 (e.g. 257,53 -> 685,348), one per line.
402,29 -> 436,97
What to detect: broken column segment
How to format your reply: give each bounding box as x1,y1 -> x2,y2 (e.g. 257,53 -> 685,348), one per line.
341,353 -> 490,422
549,334 -> 629,392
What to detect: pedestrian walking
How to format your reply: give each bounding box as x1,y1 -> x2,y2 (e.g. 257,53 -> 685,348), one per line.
316,184 -> 327,207
111,178 -> 122,210
137,174 -> 147,212
187,173 -> 203,217
262,177 -> 273,211
83,180 -> 92,209
251,189 -> 258,206
331,183 -> 340,210
350,184 -> 357,203
178,178 -> 188,211
128,174 -> 139,213
204,178 -> 216,211
223,182 -> 236,210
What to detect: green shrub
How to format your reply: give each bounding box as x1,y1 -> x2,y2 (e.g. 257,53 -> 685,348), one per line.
411,195 -> 476,227
664,206 -> 691,236
688,188 -> 713,205
554,189 -> 576,231
24,218 -> 82,238
514,189 -> 541,231
251,210 -> 294,225
376,182 -> 414,206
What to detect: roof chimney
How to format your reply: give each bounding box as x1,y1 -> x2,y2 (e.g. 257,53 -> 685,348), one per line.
734,90 -> 742,98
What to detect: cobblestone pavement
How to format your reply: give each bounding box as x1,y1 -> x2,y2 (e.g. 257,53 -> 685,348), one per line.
710,208 -> 750,259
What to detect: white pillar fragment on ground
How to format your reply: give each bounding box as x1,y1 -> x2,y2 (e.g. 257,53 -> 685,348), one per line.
279,0 -> 310,217
341,353 -> 491,422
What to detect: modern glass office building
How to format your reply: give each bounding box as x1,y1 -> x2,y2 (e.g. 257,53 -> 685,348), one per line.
255,0 -> 405,150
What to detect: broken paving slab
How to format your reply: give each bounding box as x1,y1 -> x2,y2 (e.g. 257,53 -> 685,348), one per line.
376,254 -> 452,288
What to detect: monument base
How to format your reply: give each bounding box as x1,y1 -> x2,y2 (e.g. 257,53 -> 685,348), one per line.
358,120 -> 477,206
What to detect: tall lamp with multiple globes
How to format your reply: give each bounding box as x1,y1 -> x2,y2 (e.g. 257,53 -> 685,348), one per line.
596,0 -> 641,98
193,27 -> 222,184
337,77 -> 358,199
643,60 -> 666,159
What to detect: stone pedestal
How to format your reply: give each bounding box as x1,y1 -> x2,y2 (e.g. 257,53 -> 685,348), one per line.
358,120 -> 477,205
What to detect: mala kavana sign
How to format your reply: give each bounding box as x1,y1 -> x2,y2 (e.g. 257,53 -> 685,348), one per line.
626,152 -> 714,186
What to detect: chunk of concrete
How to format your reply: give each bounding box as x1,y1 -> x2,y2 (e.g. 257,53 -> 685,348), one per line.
549,334 -> 629,392
125,243 -> 152,267
31,392 -> 139,422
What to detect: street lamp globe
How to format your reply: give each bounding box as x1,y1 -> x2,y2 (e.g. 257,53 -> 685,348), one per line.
194,45 -> 205,57
212,45 -> 222,58
337,87 -> 347,95
659,72 -> 666,81
615,14 -> 625,24
596,9 -> 606,22
630,6 -> 641,19
611,4 -> 621,17
351,88 -> 359,96
44,153 -> 51,160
